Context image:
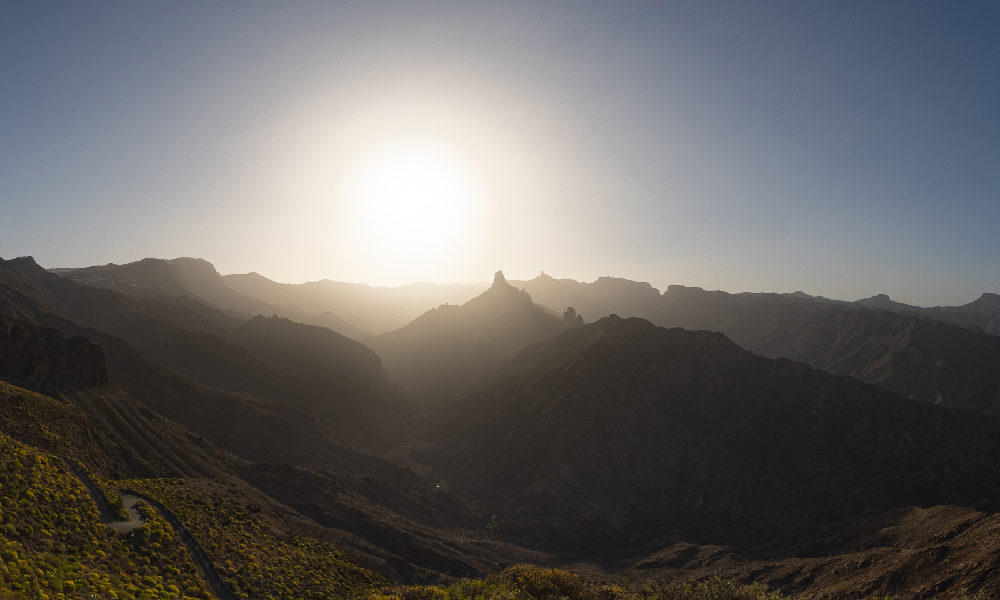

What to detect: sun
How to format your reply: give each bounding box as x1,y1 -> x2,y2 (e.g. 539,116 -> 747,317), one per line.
337,138 -> 488,281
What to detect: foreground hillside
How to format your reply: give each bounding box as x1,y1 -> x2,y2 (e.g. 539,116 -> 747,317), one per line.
0,431 -> 213,599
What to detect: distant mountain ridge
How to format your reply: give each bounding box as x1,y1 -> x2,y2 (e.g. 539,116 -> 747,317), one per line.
59,257 -> 369,340
649,285 -> 1000,413
510,272 -> 1000,334
508,273 -> 663,323
223,271 -> 488,336
853,292 -> 1000,335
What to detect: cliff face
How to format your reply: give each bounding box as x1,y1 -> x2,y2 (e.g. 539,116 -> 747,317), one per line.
0,316 -> 108,386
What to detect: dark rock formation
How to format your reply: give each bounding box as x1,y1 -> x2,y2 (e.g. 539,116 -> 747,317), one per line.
562,307 -> 584,327
0,316 -> 107,386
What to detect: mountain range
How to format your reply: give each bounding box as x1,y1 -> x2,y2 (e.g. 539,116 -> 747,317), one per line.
3,254 -> 1000,598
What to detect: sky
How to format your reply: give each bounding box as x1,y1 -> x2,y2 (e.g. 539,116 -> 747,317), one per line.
1,1 -> 998,306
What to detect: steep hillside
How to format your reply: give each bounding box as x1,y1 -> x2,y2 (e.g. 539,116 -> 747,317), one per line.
0,315 -> 237,478
369,271 -> 567,403
648,285 -> 1000,413
0,380 -> 233,479
420,316 -> 1000,555
231,315 -> 413,448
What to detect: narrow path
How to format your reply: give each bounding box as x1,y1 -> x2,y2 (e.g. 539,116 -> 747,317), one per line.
122,488 -> 240,600
64,463 -> 239,600
63,461 -> 145,531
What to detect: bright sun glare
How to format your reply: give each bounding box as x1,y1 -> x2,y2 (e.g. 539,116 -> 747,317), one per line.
339,138 -> 488,281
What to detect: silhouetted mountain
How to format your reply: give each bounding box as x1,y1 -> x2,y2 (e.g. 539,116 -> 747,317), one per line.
64,257 -> 373,339
510,274 -> 663,322
514,272 -> 1000,340
420,316 -> 1000,556
964,292 -> 1000,312
855,292 -> 1000,335
224,271 -> 488,336
647,285 -> 1000,413
507,273 -> 607,323
64,257 -> 278,316
854,293 -> 920,314
369,271 -> 567,403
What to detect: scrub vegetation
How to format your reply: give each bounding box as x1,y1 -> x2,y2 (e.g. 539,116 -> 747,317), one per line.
370,566 -> 787,600
0,431 -> 212,599
119,478 -> 383,600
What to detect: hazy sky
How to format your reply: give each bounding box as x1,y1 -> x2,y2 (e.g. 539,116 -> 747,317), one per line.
1,1 -> 998,306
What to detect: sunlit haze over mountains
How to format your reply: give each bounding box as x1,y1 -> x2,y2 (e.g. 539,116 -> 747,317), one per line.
2,2 -> 998,305
6,5 -> 1000,599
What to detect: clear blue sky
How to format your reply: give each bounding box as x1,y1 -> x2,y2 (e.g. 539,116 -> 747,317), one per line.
1,1 -> 998,305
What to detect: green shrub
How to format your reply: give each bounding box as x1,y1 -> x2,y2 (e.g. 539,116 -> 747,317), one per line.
369,566 -> 790,600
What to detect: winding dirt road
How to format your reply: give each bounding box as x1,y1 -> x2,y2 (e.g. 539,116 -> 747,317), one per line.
65,462 -> 239,600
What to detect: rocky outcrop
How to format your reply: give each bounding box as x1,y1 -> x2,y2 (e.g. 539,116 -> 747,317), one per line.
0,316 -> 107,386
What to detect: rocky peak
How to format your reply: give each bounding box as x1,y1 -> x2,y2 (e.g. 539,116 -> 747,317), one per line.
967,293 -> 1000,312
562,307 -> 585,327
